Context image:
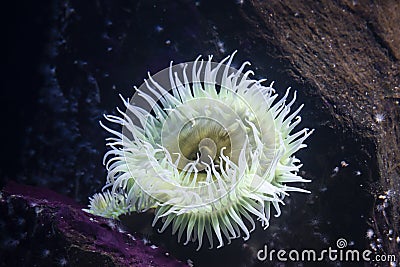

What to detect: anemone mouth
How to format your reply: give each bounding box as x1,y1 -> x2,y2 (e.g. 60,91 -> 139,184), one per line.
160,96 -> 255,178
177,118 -> 231,171
86,51 -> 313,249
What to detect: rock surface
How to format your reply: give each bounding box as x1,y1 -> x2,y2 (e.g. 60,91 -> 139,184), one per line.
0,182 -> 187,267
235,0 -> 400,259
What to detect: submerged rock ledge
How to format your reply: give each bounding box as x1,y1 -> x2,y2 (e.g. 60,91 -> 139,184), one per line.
0,181 -> 187,267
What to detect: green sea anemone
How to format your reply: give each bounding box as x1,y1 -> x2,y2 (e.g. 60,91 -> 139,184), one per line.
85,51 -> 313,250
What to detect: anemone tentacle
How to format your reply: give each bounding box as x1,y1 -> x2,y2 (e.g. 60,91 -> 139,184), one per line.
85,51 -> 313,249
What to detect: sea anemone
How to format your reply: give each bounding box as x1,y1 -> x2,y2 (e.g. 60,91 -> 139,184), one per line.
85,51 -> 313,250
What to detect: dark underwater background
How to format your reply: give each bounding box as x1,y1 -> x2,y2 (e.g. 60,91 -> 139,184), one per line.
2,0 -> 383,266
